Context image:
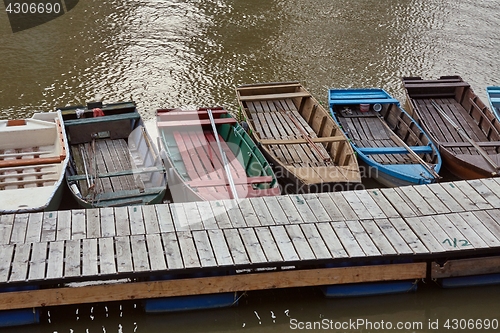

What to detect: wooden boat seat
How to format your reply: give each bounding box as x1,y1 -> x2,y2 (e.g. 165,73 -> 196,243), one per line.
403,82 -> 470,89
0,156 -> 63,168
157,117 -> 237,128
328,98 -> 399,105
357,146 -> 434,155
440,141 -> 500,148
259,136 -> 346,145
238,91 -> 311,102
187,175 -> 273,188
63,112 -> 141,126
67,166 -> 165,181
157,109 -> 227,121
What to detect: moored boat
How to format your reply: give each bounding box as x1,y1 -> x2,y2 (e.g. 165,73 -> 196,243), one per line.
487,86 -> 500,120
235,81 -> 361,193
156,106 -> 280,202
60,101 -> 166,208
328,88 -> 441,187
403,76 -> 500,179
0,111 -> 69,214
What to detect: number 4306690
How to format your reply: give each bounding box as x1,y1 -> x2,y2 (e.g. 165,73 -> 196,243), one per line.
5,2 -> 62,14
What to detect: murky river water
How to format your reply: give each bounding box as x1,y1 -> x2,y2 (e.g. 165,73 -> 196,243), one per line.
1,0 -> 500,332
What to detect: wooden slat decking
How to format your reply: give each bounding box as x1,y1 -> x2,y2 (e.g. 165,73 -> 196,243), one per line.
2,178 -> 500,285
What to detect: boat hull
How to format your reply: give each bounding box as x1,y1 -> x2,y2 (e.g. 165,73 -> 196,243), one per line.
321,281 -> 417,298
143,292 -> 238,313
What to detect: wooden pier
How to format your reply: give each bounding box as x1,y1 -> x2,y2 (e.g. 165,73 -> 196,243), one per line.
2,178 -> 500,311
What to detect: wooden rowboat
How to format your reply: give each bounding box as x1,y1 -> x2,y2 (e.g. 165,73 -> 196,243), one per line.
487,86 -> 500,120
156,107 -> 280,202
403,76 -> 500,179
235,82 -> 361,193
60,101 -> 166,208
0,111 -> 69,214
329,88 -> 442,187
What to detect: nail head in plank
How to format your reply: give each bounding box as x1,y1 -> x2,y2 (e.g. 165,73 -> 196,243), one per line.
269,225 -> 300,261
114,206 -> 131,236
128,206 -> 146,235
115,236 -> 133,273
146,233 -> 167,271
223,229 -> 250,265
98,237 -> 116,275
71,209 -> 86,240
367,189 -> 400,218
29,242 -> 47,280
300,223 -> 331,259
239,228 -> 267,264
177,231 -> 201,268
192,230 -> 217,267
0,244 -> 14,282
64,239 -> 82,278
46,241 -> 65,279
130,235 -> 150,272
359,220 -> 397,255
373,219 -> 413,255
25,212 -> 43,243
285,224 -> 315,260
82,238 -> 98,276
161,232 -> 184,270
207,229 -> 234,266
156,204 -> 175,233
254,227 -> 283,263
141,205 -> 161,234
10,243 -> 31,282
0,215 -> 14,244
100,207 -> 116,237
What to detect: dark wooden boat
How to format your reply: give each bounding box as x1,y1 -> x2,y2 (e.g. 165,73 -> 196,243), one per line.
235,82 -> 361,193
60,101 -> 166,208
156,107 -> 280,202
403,76 -> 500,179
329,88 -> 441,187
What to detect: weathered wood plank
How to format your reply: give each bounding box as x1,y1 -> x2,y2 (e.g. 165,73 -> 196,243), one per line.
413,185 -> 451,214
0,244 -> 14,282
142,205 -> 161,234
275,195 -> 304,224
345,220 -> 381,256
249,197 -> 275,226
459,212 -> 500,247
115,236 -> 133,273
177,231 -> 200,268
353,190 -> 387,219
86,209 -> 101,239
25,212 -> 43,243
431,257 -> 500,278
330,222 -> 365,257
452,181 -> 492,209
114,206 -> 131,236
207,229 -> 233,266
64,239 -> 82,277
316,193 -> 344,221
196,201 -> 218,229
0,215 -> 14,244
388,218 -> 428,254
82,238 -> 98,276
192,230 -> 217,267
380,188 -> 417,217
367,189 -> 400,218
301,194 -> 331,222
156,204 -> 175,233
239,228 -> 267,264
10,243 -> 31,282
426,183 -> 465,213
183,202 -> 206,230
269,225 -> 300,262
222,200 -> 247,228
209,201 -> 233,229
41,211 -> 57,242
56,210 -> 72,241
263,196 -> 289,225
290,195 -> 318,223
328,192 -> 360,220
98,237 -> 116,275
29,242 -> 47,280
373,219 -> 413,255
439,182 -> 480,211
71,209 -> 86,240
469,179 -> 500,208
431,215 -> 475,249
130,234 -> 150,272
223,228 -> 250,265
341,192 -> 373,220
236,199 -> 261,227
128,206 -> 146,235
445,213 -> 488,249
100,207 -> 116,238
146,233 -> 167,271
300,223 -> 331,259
46,241 -> 65,279
285,224 -> 315,260
359,220 -> 397,255
315,222 -> 348,258
171,203 -> 190,231
395,187 -> 436,216
161,232 -> 184,270
10,213 -> 29,244
255,227 -> 283,263
418,216 -> 461,252
405,217 -> 445,253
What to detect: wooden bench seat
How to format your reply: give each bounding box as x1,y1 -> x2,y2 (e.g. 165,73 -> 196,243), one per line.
63,112 -> 141,126
157,117 -> 237,128
187,175 -> 273,188
403,82 -> 470,89
357,146 -> 434,155
238,91 -> 311,102
157,109 -> 228,121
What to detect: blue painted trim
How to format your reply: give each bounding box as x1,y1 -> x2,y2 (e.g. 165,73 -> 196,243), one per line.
486,86 -> 500,120
358,145 -> 433,155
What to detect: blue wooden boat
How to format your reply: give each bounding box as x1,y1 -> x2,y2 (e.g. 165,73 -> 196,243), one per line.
0,286 -> 40,327
328,88 -> 442,187
487,86 -> 500,120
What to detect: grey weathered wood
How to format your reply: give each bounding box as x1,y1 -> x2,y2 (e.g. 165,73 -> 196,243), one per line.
192,230 -> 217,267
222,200 -> 247,228
405,217 -> 445,253
301,194 -> 331,222
130,234 -> 150,272
142,205 -> 160,234
115,236 -> 133,273
209,201 -> 233,229
85,209 -> 101,238
46,241 -> 64,279
418,216 -> 461,252
98,237 -> 116,275
183,202 -> 205,230
341,192 -> 373,220
380,188 -> 417,217
439,182 -> 480,211
360,220 -> 397,255
460,212 -> 500,247
373,219 -> 413,255
315,222 -> 348,258
25,212 -> 43,243
64,239 -> 82,277
432,215 -> 476,249
388,218 -> 428,254
71,209 -> 86,239
300,223 -> 331,259
171,203 -> 190,231
469,179 -> 500,208
330,222 -> 365,257
275,195 -> 304,224
114,206 -> 131,236
291,195 -> 318,223
236,199 -> 261,227
367,189 -> 400,218
427,183 -> 465,213
452,181 -> 492,209
328,192 -> 359,220
316,193 -> 344,221
0,244 -> 14,282
10,243 -> 31,281
446,213 -> 488,249
177,231 -> 200,268
285,224 -> 315,260
41,211 -> 57,242
255,227 -> 283,262
395,187 -> 436,216
223,228 -> 250,265
345,220 -> 381,256
146,233 -> 167,271
29,242 -> 47,280
0,215 -> 14,244
484,210 -> 500,239
196,201 -> 218,229
269,225 -> 300,261
353,190 -> 387,219
413,185 -> 451,214
239,228 -> 267,263
128,206 -> 146,235
100,207 -> 116,237
207,229 -> 233,266
155,204 -> 175,232
161,232 -> 184,269
263,196 -> 290,225
249,197 -> 275,226
82,238 -> 98,276
56,210 -> 72,241
10,213 -> 29,244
